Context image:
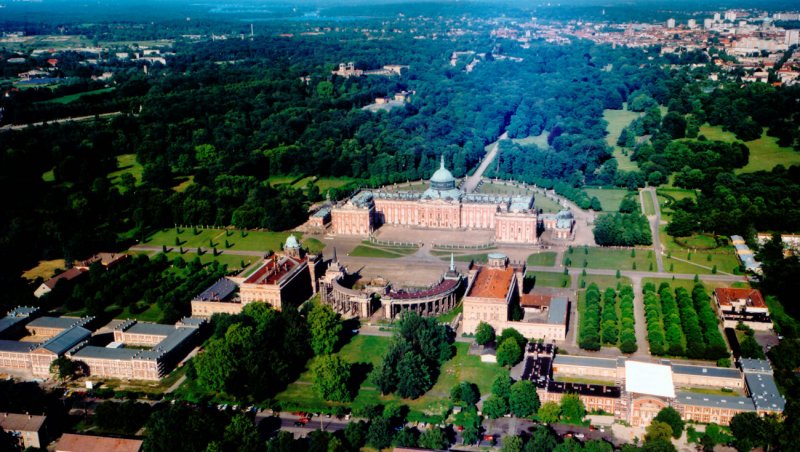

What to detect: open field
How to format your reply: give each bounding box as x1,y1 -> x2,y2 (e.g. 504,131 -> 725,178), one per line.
173,175 -> 195,192
22,259 -> 66,281
475,181 -> 533,195
275,337 -> 505,422
564,247 -> 656,272
512,132 -> 549,149
603,108 -> 640,172
527,252 -> 557,267
578,274 -> 632,289
584,187 -> 634,212
144,228 -> 322,254
641,277 -> 749,293
535,194 -> 564,213
39,87 -> 115,104
350,244 -> 418,259
267,176 -> 299,186
314,177 -> 356,191
694,125 -> 800,173
663,250 -> 741,275
108,154 -> 144,190
526,271 -> 571,288
114,302 -> 164,323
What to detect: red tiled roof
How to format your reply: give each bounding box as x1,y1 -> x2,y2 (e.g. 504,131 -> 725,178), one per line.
43,267 -> 87,289
243,256 -> 299,285
468,266 -> 515,300
55,433 -> 142,452
521,294 -> 551,308
714,287 -> 766,308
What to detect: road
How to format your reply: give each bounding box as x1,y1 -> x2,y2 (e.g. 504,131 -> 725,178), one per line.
462,131 -> 507,193
644,187 -> 665,272
0,111 -> 123,131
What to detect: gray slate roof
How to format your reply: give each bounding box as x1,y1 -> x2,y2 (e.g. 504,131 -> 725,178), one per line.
27,316 -> 88,330
553,354 -> 617,369
675,391 -> 755,411
0,316 -> 29,336
745,372 -> 786,412
671,364 -> 742,380
0,339 -> 38,353
547,297 -> 568,325
71,345 -> 138,360
38,326 -> 90,355
123,322 -> 175,337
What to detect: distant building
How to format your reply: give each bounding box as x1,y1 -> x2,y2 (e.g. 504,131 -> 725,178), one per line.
687,19 -> 697,29
713,287 -> 772,330
666,18 -> 676,28
34,267 -> 86,298
55,433 -> 142,452
0,412 -> 47,449
331,157 -> 554,244
34,252 -> 129,298
332,62 -> 363,78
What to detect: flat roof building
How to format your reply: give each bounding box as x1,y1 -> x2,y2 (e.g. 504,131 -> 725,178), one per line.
55,433 -> 142,452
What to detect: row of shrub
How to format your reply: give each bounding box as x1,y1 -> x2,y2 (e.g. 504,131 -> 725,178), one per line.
579,284 -> 603,351
619,285 -> 638,353
579,284 -> 637,353
644,282 -> 728,359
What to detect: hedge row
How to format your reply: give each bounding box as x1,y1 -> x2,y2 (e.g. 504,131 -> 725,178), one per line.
579,283 -> 603,350
643,282 -> 667,355
601,288 -> 618,345
659,284 -> 686,356
691,285 -> 729,359
619,285 -> 637,353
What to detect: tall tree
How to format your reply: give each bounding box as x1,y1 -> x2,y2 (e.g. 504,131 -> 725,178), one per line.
312,355 -> 352,402
509,380 -> 540,418
307,303 -> 342,355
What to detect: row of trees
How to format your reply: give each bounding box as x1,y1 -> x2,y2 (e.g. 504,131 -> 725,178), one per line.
578,284 -> 636,353
370,312 -> 453,399
643,283 -> 728,359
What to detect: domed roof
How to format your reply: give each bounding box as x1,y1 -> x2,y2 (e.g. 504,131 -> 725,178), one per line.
430,155 -> 455,185
284,234 -> 300,249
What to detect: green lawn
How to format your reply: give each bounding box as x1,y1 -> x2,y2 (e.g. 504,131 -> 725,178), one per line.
512,132 -> 549,149
535,194 -> 564,213
663,250 -> 741,275
315,177 -> 356,192
145,228 -> 315,254
578,274 -> 632,289
584,188 -> 634,212
564,247 -> 656,272
475,182 -> 533,196
659,226 -> 722,253
527,252 -> 557,267
267,175 -> 300,186
695,125 -> 800,173
555,376 -> 616,386
114,302 -> 164,323
42,168 -> 55,182
40,87 -> 115,104
642,191 -> 655,215
275,338 -> 505,423
526,271 -> 571,288
107,154 -> 144,191
350,244 -> 417,259
603,108 -> 640,172
173,175 -> 195,193
435,252 -> 490,263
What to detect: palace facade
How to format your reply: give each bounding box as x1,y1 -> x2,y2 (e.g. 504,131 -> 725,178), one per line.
331,157 -> 574,244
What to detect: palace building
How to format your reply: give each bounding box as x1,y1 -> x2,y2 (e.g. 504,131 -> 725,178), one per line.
330,157 -> 574,244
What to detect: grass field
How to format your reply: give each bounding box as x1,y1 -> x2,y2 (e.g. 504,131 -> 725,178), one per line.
564,247 -> 656,272
663,250 -> 741,275
108,154 -> 144,190
350,244 -> 418,259
114,303 -> 164,323
314,177 -> 356,192
578,274 -> 633,290
603,108 -> 640,172
434,252 -> 491,263
584,187 -> 634,212
275,337 -> 505,423
694,125 -> 800,173
512,132 -> 549,149
21,259 -> 66,281
527,252 -> 557,267
657,188 -> 697,222
267,176 -> 299,186
535,194 -> 564,213
526,271 -> 571,288
145,228 -> 322,254
642,191 -> 655,215
40,87 -> 115,104
641,277 -> 749,293
42,168 -> 55,182
476,181 -> 533,196
173,175 -> 195,192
